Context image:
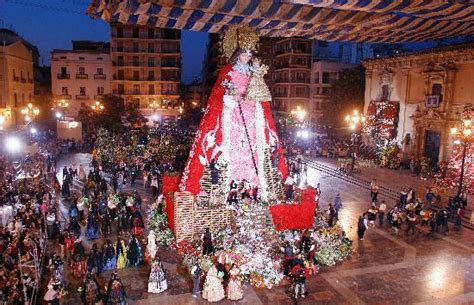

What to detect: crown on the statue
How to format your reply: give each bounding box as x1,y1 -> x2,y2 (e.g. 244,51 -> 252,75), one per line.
222,24 -> 260,60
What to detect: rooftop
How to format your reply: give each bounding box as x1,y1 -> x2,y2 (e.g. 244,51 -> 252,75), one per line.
364,42 -> 474,63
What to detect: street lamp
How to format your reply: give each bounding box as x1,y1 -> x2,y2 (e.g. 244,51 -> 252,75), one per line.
149,99 -> 160,112
345,109 -> 366,170
450,117 -> 472,196
5,136 -> 22,154
57,99 -> 69,108
91,101 -> 104,112
20,103 -> 40,122
291,105 -> 306,121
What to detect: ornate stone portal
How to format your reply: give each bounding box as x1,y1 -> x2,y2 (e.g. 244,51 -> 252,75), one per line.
363,44 -> 474,163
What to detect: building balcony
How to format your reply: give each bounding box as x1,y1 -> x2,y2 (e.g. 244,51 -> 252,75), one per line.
111,48 -> 180,54
274,64 -> 310,70
94,74 -> 107,79
56,94 -> 72,99
20,78 -> 26,83
161,63 -> 179,68
275,48 -> 312,56
111,34 -> 180,41
94,95 -> 104,100
161,77 -> 180,82
76,94 -> 90,100
112,76 -> 179,82
76,74 -> 89,79
13,76 -> 19,82
112,89 -> 179,96
57,73 -> 70,79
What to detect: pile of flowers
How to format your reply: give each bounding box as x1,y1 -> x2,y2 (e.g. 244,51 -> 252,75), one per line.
312,225 -> 353,266
311,209 -> 353,266
146,208 -> 174,246
171,202 -> 352,289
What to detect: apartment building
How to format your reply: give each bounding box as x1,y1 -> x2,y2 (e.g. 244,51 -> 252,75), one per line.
310,60 -> 356,119
262,38 -> 312,116
110,24 -> 181,118
0,29 -> 35,128
51,41 -> 111,117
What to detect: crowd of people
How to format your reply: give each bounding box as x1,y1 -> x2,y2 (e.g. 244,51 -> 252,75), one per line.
39,124 -> 195,304
1,117 -> 467,305
357,180 -> 467,240
0,133 -> 78,304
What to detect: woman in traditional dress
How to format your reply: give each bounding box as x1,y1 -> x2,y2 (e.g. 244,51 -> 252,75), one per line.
126,235 -> 143,267
82,273 -> 101,305
71,240 -> 87,278
202,265 -> 225,302
115,238 -> 127,269
68,216 -> 81,238
85,208 -> 101,240
101,209 -> 112,238
145,230 -> 157,264
102,239 -> 117,270
86,244 -> 102,276
105,272 -> 127,305
78,164 -> 86,182
147,256 -> 167,294
129,210 -> 144,236
227,265 -> 244,301
117,204 -> 129,235
107,193 -> 117,220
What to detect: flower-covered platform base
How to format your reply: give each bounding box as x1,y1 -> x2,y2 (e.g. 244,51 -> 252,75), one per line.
170,198 -> 352,289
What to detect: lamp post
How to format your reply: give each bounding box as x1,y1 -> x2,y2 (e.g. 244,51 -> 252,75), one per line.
345,109 -> 366,169
20,103 -> 40,123
450,117 -> 472,196
91,101 -> 104,112
149,99 -> 160,112
57,99 -> 69,108
149,100 -> 161,124
290,105 -> 306,122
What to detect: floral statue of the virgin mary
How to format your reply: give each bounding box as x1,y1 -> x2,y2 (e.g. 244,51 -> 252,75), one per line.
179,25 -> 288,201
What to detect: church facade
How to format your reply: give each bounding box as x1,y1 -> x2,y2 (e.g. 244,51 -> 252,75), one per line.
362,43 -> 474,165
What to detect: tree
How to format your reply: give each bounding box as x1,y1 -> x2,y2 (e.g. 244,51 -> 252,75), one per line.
34,92 -> 55,130
321,65 -> 365,127
79,95 -> 125,132
434,143 -> 473,195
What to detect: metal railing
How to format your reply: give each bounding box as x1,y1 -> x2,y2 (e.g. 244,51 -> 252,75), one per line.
300,158 -> 400,202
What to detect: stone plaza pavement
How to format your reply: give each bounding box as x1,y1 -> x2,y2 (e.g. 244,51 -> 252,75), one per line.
50,154 -> 474,305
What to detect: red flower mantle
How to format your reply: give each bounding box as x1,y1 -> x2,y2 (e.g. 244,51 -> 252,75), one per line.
269,188 -> 318,231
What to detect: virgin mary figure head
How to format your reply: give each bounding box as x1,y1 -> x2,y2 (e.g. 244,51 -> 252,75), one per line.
229,47 -> 253,65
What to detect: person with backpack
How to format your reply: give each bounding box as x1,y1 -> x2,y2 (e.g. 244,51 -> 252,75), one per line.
357,213 -> 368,240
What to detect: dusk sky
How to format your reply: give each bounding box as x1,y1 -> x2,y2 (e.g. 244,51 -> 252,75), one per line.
0,0 -> 209,84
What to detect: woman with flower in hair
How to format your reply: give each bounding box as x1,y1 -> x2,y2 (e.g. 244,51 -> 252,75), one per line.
227,264 -> 244,301
202,265 -> 225,302
147,256 -> 167,294
105,272 -> 127,305
102,240 -> 116,270
115,238 -> 127,269
126,235 -> 143,267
